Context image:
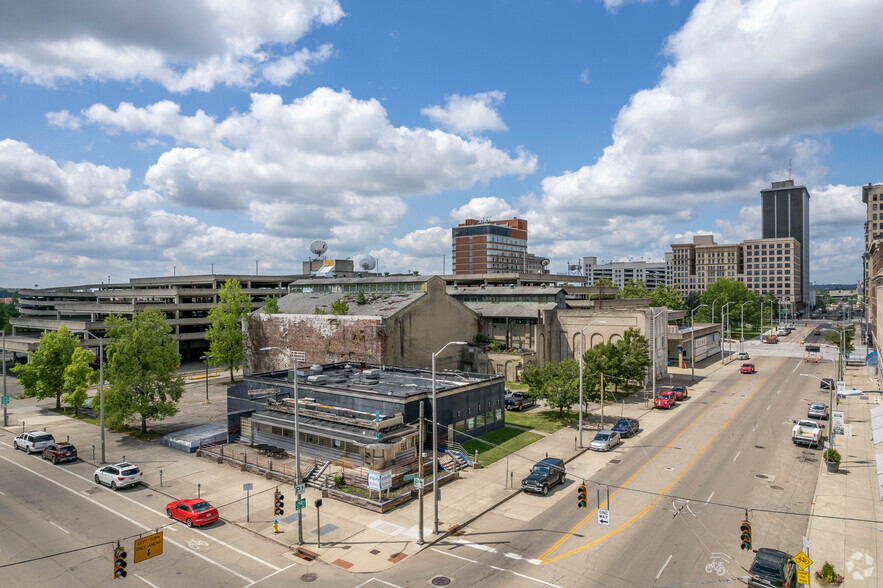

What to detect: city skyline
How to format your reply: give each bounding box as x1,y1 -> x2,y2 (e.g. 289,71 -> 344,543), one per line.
1,0 -> 881,287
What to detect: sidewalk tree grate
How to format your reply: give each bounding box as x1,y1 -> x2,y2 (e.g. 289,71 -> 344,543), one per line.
300,574 -> 318,583
431,577 -> 452,586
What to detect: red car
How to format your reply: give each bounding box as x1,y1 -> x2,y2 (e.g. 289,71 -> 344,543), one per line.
740,363 -> 756,374
670,385 -> 689,400
166,499 -> 219,527
654,391 -> 677,409
41,442 -> 78,464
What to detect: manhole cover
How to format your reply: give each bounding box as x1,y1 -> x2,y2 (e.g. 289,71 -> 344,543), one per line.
301,573 -> 318,583
608,459 -> 621,464
431,577 -> 452,586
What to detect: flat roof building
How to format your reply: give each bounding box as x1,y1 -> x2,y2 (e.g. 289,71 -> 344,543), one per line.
761,180 -> 810,304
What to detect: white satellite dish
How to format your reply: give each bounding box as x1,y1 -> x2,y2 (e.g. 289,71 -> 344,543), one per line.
359,255 -> 377,271
541,258 -> 550,267
309,240 -> 328,256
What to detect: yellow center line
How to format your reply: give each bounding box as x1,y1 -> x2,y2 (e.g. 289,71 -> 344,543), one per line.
539,358 -> 785,564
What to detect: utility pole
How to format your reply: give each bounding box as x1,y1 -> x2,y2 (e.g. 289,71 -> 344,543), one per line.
2,330 -> 7,427
417,401 -> 425,545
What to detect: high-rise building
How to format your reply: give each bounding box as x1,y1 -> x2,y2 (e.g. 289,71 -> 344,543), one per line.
451,218 -> 529,275
861,183 -> 883,303
581,257 -> 668,289
761,180 -> 810,305
670,235 -> 742,297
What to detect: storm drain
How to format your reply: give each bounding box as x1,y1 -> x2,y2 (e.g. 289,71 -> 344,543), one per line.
431,577 -> 452,586
608,459 -> 622,464
300,574 -> 318,583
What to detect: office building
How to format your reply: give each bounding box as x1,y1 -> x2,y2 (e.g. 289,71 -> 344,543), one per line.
670,235 -> 742,296
761,180 -> 811,304
581,257 -> 668,289
862,183 -> 883,304
451,218 -> 529,275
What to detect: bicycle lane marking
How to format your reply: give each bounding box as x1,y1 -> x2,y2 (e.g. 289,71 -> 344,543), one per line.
0,451 -> 254,583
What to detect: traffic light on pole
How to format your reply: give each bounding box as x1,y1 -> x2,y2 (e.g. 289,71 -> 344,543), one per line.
274,488 -> 285,516
113,544 -> 127,579
740,521 -> 752,551
577,483 -> 587,509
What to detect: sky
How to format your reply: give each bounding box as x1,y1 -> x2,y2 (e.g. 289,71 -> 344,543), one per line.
1,0 -> 881,288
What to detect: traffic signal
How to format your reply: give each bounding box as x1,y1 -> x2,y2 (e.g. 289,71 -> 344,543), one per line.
113,544 -> 127,579
274,488 -> 285,516
740,521 -> 752,551
577,483 -> 587,509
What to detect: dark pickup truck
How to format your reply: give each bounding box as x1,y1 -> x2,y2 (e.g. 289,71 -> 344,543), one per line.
505,391 -> 536,411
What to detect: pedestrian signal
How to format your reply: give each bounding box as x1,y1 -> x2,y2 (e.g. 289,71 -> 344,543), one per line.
740,521 -> 752,551
274,489 -> 285,516
114,544 -> 127,579
577,483 -> 587,508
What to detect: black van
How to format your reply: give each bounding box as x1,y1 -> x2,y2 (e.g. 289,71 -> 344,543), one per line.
521,457 -> 565,496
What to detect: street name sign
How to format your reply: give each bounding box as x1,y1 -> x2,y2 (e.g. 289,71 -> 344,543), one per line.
295,498 -> 307,511
403,473 -> 419,482
791,552 -> 813,569
134,531 -> 163,563
597,509 -> 610,526
1,396 -> 9,405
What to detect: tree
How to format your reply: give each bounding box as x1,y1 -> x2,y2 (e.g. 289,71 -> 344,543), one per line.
695,279 -> 757,324
263,295 -> 280,314
206,279 -> 252,382
683,292 -> 702,313
650,285 -> 682,309
618,328 -> 652,385
356,290 -> 367,305
104,309 -> 184,434
12,326 -> 81,409
331,298 -> 349,315
621,279 -> 651,299
62,347 -> 97,415
521,361 -> 579,414
824,325 -> 855,356
589,277 -> 617,300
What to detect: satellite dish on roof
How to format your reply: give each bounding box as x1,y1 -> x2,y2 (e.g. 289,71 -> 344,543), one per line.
309,240 -> 328,256
541,258 -> 550,267
359,255 -> 377,271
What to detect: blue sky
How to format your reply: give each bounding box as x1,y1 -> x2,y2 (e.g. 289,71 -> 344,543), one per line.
1,0 -> 881,288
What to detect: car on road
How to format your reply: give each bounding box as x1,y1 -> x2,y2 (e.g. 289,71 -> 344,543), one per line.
735,351 -> 750,360
792,419 -> 824,447
740,363 -> 756,374
94,462 -> 143,490
521,457 -> 565,496
807,402 -> 829,420
504,391 -> 536,411
612,417 -> 640,438
670,385 -> 689,400
813,327 -> 821,335
747,548 -> 797,587
13,431 -> 55,454
820,378 -> 834,390
589,430 -> 622,452
166,499 -> 219,527
654,391 -> 677,409
41,442 -> 78,464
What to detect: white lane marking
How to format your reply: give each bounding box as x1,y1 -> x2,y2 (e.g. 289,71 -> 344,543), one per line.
705,492 -> 714,504
353,579 -> 403,588
504,552 -> 541,565
453,538 -> 497,553
0,452 -> 255,584
0,440 -> 281,573
489,565 -> 563,588
431,548 -> 478,563
766,404 -> 771,410
135,574 -> 160,588
656,554 -> 673,579
733,452 -> 741,462
753,424 -> 758,432
242,562 -> 298,587
0,490 -> 5,495
49,521 -> 70,534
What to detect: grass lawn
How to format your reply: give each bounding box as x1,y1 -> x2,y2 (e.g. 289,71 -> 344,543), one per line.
50,407 -> 163,441
462,426 -> 543,467
504,408 -> 576,434
505,381 -> 529,392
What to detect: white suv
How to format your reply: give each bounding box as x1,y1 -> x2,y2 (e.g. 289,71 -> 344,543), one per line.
14,431 -> 55,454
94,462 -> 143,490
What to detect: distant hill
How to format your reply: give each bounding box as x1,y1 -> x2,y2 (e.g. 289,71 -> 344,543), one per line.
0,288 -> 17,298
812,284 -> 856,291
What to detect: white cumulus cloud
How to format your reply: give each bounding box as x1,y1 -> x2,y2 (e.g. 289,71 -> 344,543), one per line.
422,91 -> 509,136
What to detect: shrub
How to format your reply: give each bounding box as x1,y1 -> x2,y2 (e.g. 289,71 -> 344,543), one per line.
815,561 -> 844,584
823,448 -> 841,463
333,473 -> 344,487
487,342 -> 504,352
356,290 -> 367,305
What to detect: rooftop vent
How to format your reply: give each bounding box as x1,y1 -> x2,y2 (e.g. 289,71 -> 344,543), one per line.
307,374 -> 328,384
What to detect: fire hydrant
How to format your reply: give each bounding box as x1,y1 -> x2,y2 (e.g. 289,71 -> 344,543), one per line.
273,519 -> 279,534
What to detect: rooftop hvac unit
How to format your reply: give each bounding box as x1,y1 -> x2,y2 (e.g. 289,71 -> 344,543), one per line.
307,374 -> 328,384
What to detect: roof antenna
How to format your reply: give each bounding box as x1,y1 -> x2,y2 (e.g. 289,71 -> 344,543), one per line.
788,158 -> 792,181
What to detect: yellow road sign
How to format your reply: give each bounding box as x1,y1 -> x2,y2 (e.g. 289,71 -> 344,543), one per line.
796,569 -> 810,584
133,531 -> 163,563
791,551 -> 813,569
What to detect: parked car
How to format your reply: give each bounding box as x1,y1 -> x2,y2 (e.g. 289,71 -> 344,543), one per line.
505,391 -> 536,411
654,391 -> 677,409
736,351 -> 750,360
612,417 -> 640,438
670,385 -> 689,400
521,457 -> 565,496
740,363 -> 756,374
13,431 -> 55,454
590,430 -> 622,452
792,419 -> 824,447
41,442 -> 78,464
94,462 -> 143,490
747,548 -> 797,588
820,378 -> 834,390
166,499 -> 219,527
807,402 -> 829,420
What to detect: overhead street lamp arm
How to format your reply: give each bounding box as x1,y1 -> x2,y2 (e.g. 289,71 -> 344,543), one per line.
578,321 -> 606,447
431,341 -> 468,535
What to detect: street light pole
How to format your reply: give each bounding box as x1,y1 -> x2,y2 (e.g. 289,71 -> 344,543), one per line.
2,330 -> 6,427
578,321 -> 605,448
199,354 -> 212,404
690,304 -> 709,381
432,341 -> 467,535
721,302 -> 733,364
650,309 -> 667,402
83,331 -> 106,463
740,301 -> 751,354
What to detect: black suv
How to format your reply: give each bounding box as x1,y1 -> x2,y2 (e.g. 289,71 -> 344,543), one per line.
521,457 -> 565,496
748,548 -> 797,588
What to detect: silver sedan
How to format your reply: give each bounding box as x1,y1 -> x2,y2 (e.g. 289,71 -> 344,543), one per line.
807,402 -> 829,420
590,430 -> 622,452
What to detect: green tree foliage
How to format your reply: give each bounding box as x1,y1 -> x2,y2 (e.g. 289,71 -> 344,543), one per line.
355,290 -> 367,305
621,279 -> 651,299
263,295 -> 280,314
589,277 -> 617,300
683,292 -> 701,312
104,309 -> 184,434
206,279 -> 252,382
62,347 -> 97,415
824,325 -> 855,355
12,326 -> 81,409
815,290 -> 832,310
694,279 -> 758,325
331,298 -> 349,315
0,293 -> 20,333
521,361 -> 579,414
650,285 -> 682,309
581,329 -> 651,397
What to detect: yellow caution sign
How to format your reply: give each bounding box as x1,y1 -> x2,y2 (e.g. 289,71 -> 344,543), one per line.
796,569 -> 810,584
791,551 -> 813,570
134,531 -> 163,563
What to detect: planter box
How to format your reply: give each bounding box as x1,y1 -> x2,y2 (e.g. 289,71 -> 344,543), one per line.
826,461 -> 840,473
